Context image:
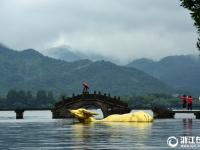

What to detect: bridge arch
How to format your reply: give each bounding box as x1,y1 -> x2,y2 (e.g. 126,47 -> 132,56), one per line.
71,101 -> 105,118
52,91 -> 130,118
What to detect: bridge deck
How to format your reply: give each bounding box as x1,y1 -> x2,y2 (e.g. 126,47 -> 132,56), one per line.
172,110 -> 200,113
0,108 -> 52,119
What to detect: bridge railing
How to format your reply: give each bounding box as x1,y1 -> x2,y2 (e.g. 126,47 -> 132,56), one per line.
54,91 -> 128,108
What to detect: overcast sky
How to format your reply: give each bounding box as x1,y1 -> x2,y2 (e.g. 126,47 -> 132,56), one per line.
0,0 -> 198,64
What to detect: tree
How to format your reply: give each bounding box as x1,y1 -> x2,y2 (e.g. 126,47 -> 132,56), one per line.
180,0 -> 200,50
0,94 -> 6,108
6,90 -> 18,105
47,91 -> 55,103
6,90 -> 27,108
18,90 -> 26,104
36,90 -> 48,106
26,91 -> 35,106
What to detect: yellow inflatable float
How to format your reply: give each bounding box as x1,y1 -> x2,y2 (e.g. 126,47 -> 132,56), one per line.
70,108 -> 153,123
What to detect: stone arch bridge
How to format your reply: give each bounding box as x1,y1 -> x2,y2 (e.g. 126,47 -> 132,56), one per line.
52,91 -> 131,118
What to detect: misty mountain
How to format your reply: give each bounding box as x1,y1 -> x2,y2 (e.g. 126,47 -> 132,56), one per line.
44,46 -> 84,61
127,55 -> 200,95
0,45 -> 172,96
43,46 -> 105,62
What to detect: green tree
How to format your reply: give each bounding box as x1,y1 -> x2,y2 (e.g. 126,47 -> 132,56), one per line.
36,90 -> 48,106
7,90 -> 16,100
26,91 -> 35,106
0,94 -> 6,108
6,90 -> 27,108
6,90 -> 18,105
47,91 -> 55,104
180,0 -> 200,50
18,90 -> 26,104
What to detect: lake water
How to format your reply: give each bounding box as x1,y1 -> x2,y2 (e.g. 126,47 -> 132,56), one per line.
0,110 -> 199,149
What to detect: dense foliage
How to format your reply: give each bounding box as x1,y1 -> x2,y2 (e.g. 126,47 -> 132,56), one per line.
0,90 -> 55,109
127,55 -> 200,95
0,45 -> 171,96
1,91 -> 199,109
180,0 -> 200,50
123,94 -> 200,109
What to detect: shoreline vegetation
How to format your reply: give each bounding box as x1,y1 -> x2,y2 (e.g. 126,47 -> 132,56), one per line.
1,90 -> 200,109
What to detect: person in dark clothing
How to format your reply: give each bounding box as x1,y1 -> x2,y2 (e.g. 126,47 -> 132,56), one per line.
180,95 -> 187,109
82,82 -> 89,93
187,96 -> 193,110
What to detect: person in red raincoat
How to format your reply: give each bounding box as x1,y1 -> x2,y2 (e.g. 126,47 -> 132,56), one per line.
82,82 -> 89,93
180,95 -> 187,109
187,96 -> 193,110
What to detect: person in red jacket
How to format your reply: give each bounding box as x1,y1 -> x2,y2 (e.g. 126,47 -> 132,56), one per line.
187,96 -> 193,110
180,94 -> 187,109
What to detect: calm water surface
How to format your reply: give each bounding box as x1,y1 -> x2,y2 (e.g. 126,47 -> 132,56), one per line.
0,110 -> 199,149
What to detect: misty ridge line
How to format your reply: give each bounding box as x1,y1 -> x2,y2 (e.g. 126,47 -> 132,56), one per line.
34,45 -> 200,66
1,42 -> 198,66
0,43 -> 173,96
1,42 -> 200,96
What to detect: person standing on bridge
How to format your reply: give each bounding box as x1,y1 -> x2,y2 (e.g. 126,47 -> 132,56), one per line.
180,95 -> 187,109
187,96 -> 193,110
82,82 -> 89,93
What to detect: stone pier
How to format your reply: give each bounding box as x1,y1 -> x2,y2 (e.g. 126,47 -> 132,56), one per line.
15,109 -> 25,119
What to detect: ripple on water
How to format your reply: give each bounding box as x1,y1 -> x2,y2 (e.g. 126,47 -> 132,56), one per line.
0,111 -> 199,149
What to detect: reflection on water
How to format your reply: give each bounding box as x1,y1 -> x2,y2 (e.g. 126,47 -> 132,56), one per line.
0,111 -> 199,149
71,122 -> 152,149
183,118 -> 193,129
182,118 -> 193,136
98,122 -> 152,129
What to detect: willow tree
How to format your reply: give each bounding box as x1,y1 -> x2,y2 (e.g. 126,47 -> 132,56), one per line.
180,0 -> 200,50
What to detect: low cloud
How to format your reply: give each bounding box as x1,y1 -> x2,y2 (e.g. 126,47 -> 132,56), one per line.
0,0 -> 198,64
